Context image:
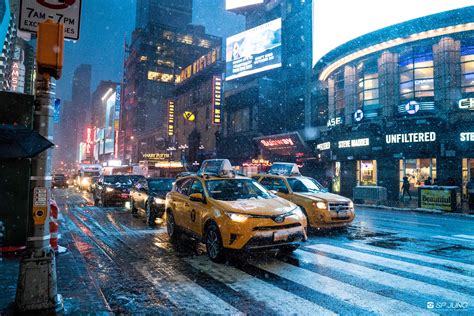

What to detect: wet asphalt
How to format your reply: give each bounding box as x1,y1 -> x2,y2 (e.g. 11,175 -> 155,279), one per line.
54,188 -> 474,315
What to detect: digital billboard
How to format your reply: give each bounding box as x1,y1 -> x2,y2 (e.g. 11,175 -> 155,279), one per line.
226,0 -> 264,10
226,18 -> 282,81
312,1 -> 474,67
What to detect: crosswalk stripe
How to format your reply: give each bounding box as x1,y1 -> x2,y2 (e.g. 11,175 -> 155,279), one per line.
185,257 -> 336,316
250,257 -> 434,315
308,244 -> 474,290
453,234 -> 474,240
295,249 -> 474,308
348,243 -> 474,272
432,235 -> 474,245
136,265 -> 242,315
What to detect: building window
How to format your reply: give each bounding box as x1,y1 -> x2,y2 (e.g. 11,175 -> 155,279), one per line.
230,107 -> 250,133
357,60 -> 380,118
461,46 -> 474,94
357,160 -> 377,186
399,50 -> 434,100
328,69 -> 344,114
399,159 -> 436,193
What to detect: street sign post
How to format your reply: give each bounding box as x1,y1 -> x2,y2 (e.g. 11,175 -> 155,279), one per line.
19,0 -> 82,40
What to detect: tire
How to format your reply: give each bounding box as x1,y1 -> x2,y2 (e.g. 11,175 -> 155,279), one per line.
146,201 -> 155,225
166,210 -> 179,240
205,223 -> 226,263
279,244 -> 300,254
94,196 -> 99,206
130,198 -> 138,215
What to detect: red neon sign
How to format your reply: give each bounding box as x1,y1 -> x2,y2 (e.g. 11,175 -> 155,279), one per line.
260,138 -> 295,148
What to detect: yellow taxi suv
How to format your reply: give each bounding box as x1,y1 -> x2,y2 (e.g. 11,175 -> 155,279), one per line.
253,163 -> 355,230
165,159 -> 307,262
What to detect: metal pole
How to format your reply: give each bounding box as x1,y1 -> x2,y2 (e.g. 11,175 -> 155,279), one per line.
15,72 -> 63,312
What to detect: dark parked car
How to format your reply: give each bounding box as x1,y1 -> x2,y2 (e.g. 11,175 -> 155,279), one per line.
130,178 -> 174,224
52,174 -> 68,188
93,175 -> 134,207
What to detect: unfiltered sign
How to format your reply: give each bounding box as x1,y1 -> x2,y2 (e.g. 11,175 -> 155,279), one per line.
385,132 -> 436,144
420,189 -> 452,211
212,76 -> 222,125
168,100 -> 175,136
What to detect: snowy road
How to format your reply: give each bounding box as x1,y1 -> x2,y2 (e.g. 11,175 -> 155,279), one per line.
54,188 -> 474,315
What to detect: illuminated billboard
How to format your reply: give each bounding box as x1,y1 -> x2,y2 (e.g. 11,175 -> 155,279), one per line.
226,0 -> 263,10
226,18 -> 282,81
312,1 -> 474,67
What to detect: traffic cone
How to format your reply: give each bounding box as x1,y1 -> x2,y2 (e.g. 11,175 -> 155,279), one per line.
50,199 -> 59,252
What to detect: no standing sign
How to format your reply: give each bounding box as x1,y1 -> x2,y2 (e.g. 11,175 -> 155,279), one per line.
19,0 -> 82,40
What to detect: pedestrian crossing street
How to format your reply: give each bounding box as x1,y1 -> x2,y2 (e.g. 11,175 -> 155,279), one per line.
141,238 -> 474,315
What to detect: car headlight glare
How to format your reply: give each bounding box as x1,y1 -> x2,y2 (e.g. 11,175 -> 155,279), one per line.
154,197 -> 165,204
349,201 -> 354,209
106,187 -> 114,192
315,201 -> 327,209
225,212 -> 249,222
81,178 -> 90,186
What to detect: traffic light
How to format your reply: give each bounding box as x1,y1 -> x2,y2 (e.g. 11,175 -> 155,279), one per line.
37,20 -> 64,80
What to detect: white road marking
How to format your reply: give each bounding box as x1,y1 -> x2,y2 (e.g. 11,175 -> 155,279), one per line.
349,243 -> 474,272
250,257 -> 434,315
295,249 -> 474,308
136,265 -> 242,315
453,234 -> 474,240
185,257 -> 335,316
357,216 -> 441,227
433,235 -> 474,245
308,244 -> 474,290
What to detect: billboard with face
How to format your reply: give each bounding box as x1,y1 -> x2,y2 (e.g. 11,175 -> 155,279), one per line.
226,18 -> 282,81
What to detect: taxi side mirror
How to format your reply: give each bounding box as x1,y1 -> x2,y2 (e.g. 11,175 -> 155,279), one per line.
190,193 -> 205,203
277,188 -> 289,194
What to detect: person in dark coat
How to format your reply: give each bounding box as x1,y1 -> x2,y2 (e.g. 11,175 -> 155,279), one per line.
424,177 -> 432,186
402,176 -> 411,200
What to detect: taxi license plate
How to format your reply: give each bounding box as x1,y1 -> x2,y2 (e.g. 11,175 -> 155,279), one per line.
274,230 -> 289,242
338,211 -> 348,218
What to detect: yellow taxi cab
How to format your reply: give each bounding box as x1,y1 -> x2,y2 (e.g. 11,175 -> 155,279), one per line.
253,163 -> 355,230
165,159 -> 307,262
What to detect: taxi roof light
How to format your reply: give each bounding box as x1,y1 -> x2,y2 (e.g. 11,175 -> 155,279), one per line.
198,159 -> 236,178
268,162 -> 301,176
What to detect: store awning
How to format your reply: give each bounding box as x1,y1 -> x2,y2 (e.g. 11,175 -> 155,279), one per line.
254,132 -> 308,157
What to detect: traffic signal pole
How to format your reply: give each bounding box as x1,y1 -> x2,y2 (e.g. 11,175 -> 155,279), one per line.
15,20 -> 64,312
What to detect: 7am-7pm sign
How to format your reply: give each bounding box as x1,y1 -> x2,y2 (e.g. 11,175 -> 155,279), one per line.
19,0 -> 82,40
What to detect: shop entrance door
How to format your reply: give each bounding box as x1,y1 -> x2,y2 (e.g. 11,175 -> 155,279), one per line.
462,158 -> 474,198
399,158 -> 437,196
357,160 -> 377,186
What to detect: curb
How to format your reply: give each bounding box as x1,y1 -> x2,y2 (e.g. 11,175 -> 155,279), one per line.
355,204 -> 474,218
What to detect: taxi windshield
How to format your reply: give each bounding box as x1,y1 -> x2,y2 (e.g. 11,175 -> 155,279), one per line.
206,179 -> 273,201
287,177 -> 324,193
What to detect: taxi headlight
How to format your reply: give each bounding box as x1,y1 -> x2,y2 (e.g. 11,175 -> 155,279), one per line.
154,197 -> 165,205
225,212 -> 249,222
81,178 -> 91,186
314,201 -> 327,209
349,201 -> 354,209
106,187 -> 114,193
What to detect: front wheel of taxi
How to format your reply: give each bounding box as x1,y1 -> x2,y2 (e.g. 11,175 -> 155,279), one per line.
205,223 -> 226,263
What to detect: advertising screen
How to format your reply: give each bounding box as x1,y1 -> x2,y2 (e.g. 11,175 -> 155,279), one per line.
226,18 -> 282,81
226,0 -> 264,10
312,1 -> 473,67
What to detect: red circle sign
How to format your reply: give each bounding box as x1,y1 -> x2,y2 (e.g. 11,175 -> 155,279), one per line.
36,0 -> 76,10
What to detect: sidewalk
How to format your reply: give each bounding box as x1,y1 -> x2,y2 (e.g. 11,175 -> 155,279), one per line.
0,222 -> 111,314
356,198 -> 474,218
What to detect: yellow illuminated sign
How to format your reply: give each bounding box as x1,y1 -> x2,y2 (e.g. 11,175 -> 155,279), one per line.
183,111 -> 196,122
212,76 -> 222,125
168,100 -> 175,136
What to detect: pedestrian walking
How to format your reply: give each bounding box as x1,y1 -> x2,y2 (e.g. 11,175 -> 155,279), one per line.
402,176 -> 411,200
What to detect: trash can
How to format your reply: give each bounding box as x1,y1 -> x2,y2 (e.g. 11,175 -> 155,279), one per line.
418,186 -> 461,212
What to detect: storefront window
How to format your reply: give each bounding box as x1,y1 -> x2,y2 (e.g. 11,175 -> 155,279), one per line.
332,161 -> 341,193
357,160 -> 377,186
399,51 -> 434,100
399,158 -> 437,193
462,158 -> 474,198
461,47 -> 474,94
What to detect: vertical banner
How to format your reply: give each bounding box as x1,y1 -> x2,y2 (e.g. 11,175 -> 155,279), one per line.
168,99 -> 175,136
114,84 -> 121,158
212,75 -> 222,125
